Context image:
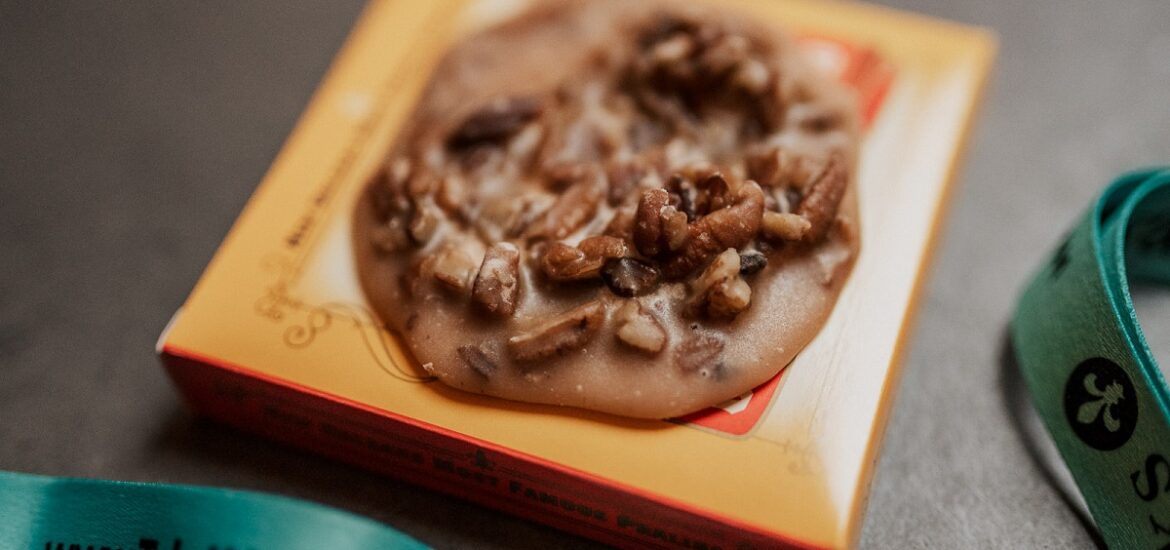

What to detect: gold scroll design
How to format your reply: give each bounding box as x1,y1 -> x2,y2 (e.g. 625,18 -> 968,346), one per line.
247,2 -> 460,386
255,254 -> 434,384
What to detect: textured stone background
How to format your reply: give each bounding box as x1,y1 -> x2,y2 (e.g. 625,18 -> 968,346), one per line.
3,1 -> 1169,547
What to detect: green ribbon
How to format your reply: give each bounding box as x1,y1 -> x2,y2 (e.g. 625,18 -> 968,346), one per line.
1013,168 -> 1170,549
0,470 -> 426,550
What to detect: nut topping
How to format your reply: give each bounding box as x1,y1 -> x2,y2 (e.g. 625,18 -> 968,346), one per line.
447,96 -> 544,150
370,217 -> 411,254
603,207 -> 636,241
615,300 -> 667,354
431,239 -> 485,294
458,344 -> 498,378
795,154 -> 848,242
507,301 -> 606,362
601,257 -> 661,297
662,181 -> 765,279
369,158 -> 412,222
687,248 -> 752,319
356,5 -> 859,415
674,332 -> 726,375
633,188 -> 690,257
761,211 -> 810,242
541,235 -> 629,281
472,242 -> 521,316
408,200 -> 441,245
529,169 -> 604,240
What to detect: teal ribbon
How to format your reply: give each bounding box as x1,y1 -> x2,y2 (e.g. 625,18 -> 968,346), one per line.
1013,168 -> 1170,549
0,470 -> 426,550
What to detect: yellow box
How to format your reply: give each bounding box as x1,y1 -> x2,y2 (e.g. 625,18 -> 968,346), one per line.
158,1 -> 995,547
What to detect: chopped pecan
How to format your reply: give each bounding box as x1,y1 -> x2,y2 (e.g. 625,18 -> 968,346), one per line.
541,235 -> 628,281
761,211 -> 810,242
408,200 -> 441,245
369,158 -> 412,222
447,96 -> 543,150
544,161 -> 590,191
529,169 -> 604,240
601,257 -> 661,297
370,217 -> 411,254
674,332 -> 726,375
637,13 -> 699,51
431,239 -> 484,294
697,34 -> 749,76
458,345 -> 498,378
472,242 -> 521,316
708,276 -> 751,319
687,248 -> 752,319
662,182 -> 765,279
733,58 -> 770,94
507,301 -> 606,362
603,207 -> 636,241
475,193 -> 554,242
795,155 -> 848,242
435,174 -> 469,216
614,300 -> 667,355
606,159 -> 655,206
694,170 -> 732,214
633,188 -> 690,257
407,170 -> 437,198
507,123 -> 545,164
799,110 -> 844,134
651,33 -> 695,65
745,146 -> 800,188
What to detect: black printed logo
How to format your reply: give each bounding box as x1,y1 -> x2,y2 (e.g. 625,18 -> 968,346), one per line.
1064,358 -> 1138,451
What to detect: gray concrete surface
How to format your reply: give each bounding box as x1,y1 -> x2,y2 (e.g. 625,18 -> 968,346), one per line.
2,1 -> 1169,548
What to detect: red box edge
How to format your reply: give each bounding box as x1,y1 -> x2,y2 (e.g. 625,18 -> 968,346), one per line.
158,343 -> 829,550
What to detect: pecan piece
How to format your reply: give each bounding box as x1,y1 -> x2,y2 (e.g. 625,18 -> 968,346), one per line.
507,301 -> 606,362
614,300 -> 667,355
370,217 -> 411,254
447,96 -> 543,150
603,207 -> 636,241
431,239 -> 484,294
369,157 -> 412,222
541,235 -> 628,281
458,344 -> 498,378
687,248 -> 752,319
633,188 -> 690,257
799,110 -> 844,134
662,182 -> 765,279
408,200 -> 441,245
745,146 -> 798,188
693,170 -> 733,215
733,58 -> 770,94
761,211 -> 811,242
795,155 -> 848,242
674,333 -> 726,376
606,159 -> 656,206
697,34 -> 749,76
472,242 -> 521,317
601,257 -> 661,297
529,169 -> 604,240
435,174 -> 469,217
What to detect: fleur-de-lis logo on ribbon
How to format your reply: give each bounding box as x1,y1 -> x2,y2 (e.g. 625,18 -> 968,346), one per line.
1075,373 -> 1125,432
1064,358 -> 1137,451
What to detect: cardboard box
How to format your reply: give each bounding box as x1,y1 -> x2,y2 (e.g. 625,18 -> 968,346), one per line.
158,1 -> 995,547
